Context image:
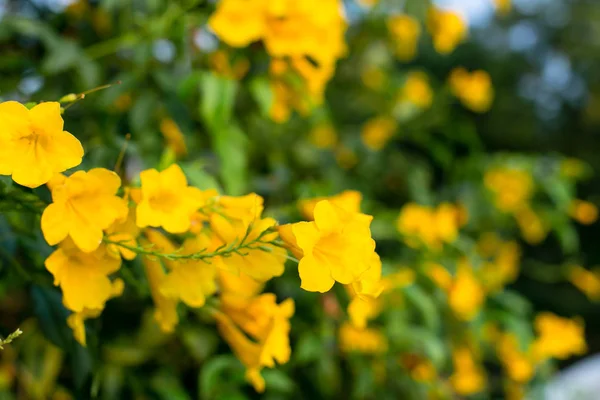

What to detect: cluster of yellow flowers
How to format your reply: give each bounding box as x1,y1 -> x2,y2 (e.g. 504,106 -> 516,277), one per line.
396,202 -> 465,250
209,0 -> 346,122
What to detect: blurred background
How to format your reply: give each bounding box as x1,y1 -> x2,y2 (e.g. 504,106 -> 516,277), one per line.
1,0 -> 600,399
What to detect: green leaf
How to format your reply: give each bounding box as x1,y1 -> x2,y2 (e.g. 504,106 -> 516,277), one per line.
262,369 -> 295,393
200,72 -> 238,127
199,355 -> 245,400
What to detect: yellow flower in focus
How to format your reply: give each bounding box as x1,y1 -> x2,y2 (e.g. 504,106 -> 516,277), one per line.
159,118 -> 187,158
41,168 -> 128,253
569,200 -> 598,225
339,323 -> 388,354
515,207 -> 548,245
448,260 -> 485,321
215,293 -> 294,392
44,239 -> 122,313
484,167 -> 533,213
210,215 -> 286,282
288,200 -> 376,293
532,313 -> 587,361
494,0 -> 511,15
496,333 -> 535,383
449,68 -> 494,113
136,164 -> 205,233
568,265 -> 600,301
396,203 -> 462,250
387,15 -> 421,61
400,71 -> 433,109
449,347 -> 486,395
0,101 -> 84,188
427,8 -> 467,55
298,190 -> 362,221
217,193 -> 264,226
308,124 -> 338,150
361,116 -> 398,151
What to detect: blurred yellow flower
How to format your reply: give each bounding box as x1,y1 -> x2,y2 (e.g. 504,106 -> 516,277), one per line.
568,265 -> 600,301
427,8 -> 467,55
286,200 -> 376,293
515,206 -> 548,245
494,0 -> 512,15
426,263 -> 453,290
215,291 -> 294,392
298,190 -> 362,221
308,124 -> 338,150
361,66 -> 386,90
136,164 -> 205,233
397,203 -> 462,250
484,167 -> 533,213
450,347 -> 486,395
209,50 -> 250,80
569,199 -> 598,225
45,239 -> 122,314
448,260 -> 485,321
532,313 -> 587,361
387,15 -> 421,61
0,101 -> 83,188
217,193 -> 264,225
41,168 -> 128,253
449,68 -> 494,112
335,146 -> 358,169
400,71 -> 433,109
339,323 -> 388,353
496,333 -> 535,383
400,354 -> 437,382
159,118 -> 187,158
361,116 -> 398,151
478,233 -> 521,292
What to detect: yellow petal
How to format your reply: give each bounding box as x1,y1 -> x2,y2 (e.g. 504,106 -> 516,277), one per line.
29,102 -> 64,133
298,255 -> 335,292
41,203 -> 70,246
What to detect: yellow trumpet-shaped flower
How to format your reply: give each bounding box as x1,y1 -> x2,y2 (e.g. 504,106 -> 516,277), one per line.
427,8 -> 467,55
41,168 -> 128,253
298,190 -> 362,221
44,239 -> 122,313
397,203 -> 462,250
449,68 -> 494,113
285,200 -> 376,293
532,313 -> 587,361
0,101 -> 83,188
136,164 -> 205,233
387,14 -> 421,61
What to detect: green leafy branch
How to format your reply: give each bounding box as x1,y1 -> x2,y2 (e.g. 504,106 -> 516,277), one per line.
0,328 -> 22,350
0,187 -> 47,214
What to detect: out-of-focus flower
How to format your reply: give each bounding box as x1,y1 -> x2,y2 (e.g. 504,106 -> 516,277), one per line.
494,0 -> 512,15
339,323 -> 388,353
298,190 -> 362,221
427,8 -> 467,55
449,68 -> 494,113
401,354 -> 437,382
209,50 -> 250,80
361,66 -> 386,90
568,265 -> 600,301
361,116 -> 398,151
532,313 -> 587,361
484,167 -> 533,213
478,233 -> 521,292
426,262 -> 453,290
515,207 -> 548,245
397,203 -> 463,250
335,146 -> 358,169
308,124 -> 338,149
449,347 -> 486,395
41,168 -> 128,253
496,333 -> 535,383
399,71 -> 433,109
448,260 -> 485,321
569,200 -> 598,225
0,101 -> 83,188
160,118 -> 187,157
387,15 -> 421,61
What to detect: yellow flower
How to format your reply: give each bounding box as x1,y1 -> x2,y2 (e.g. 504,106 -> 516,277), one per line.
569,199 -> 598,225
449,347 -> 486,395
515,206 -> 548,245
210,214 -> 286,282
159,118 -> 187,157
140,235 -> 179,333
532,312 -> 587,361
494,0 -> 511,15
335,146 -> 358,169
308,124 -> 338,150
449,68 -> 494,112
484,167 -> 533,213
0,101 -> 83,188
387,14 -> 421,61
361,66 -> 386,90
218,193 -> 264,225
425,262 -> 453,290
209,50 -> 250,80
478,234 -> 521,292
339,322 -> 388,354
396,203 -> 462,250
400,71 -> 433,109
361,116 -> 398,151
44,239 -> 122,313
448,260 -> 485,321
496,333 -> 535,383
357,0 -> 378,7
215,292 -> 294,392
568,265 -> 600,301
347,254 -> 383,329
136,164 -> 205,233
298,190 -> 362,221
105,205 -> 140,260
427,8 -> 467,55
41,168 -> 128,253
288,200 -> 376,293
400,354 -> 437,382
219,269 -> 264,299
